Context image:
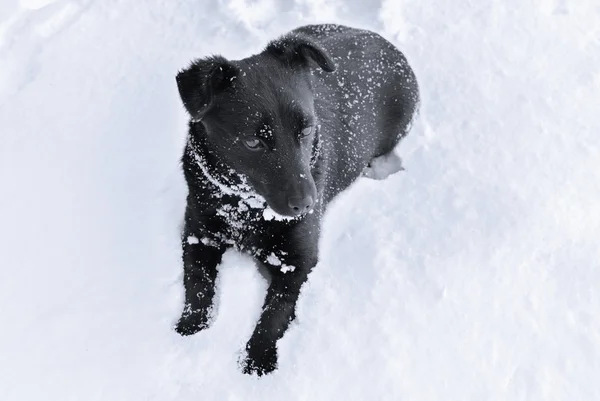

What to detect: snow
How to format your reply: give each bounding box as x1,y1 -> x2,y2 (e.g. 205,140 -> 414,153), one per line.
279,264 -> 295,274
1,0 -> 599,400
262,206 -> 298,221
266,252 -> 283,266
186,236 -> 199,245
265,252 -> 296,273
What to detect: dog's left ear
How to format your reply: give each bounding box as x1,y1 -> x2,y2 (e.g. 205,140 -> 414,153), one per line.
266,34 -> 336,72
176,56 -> 238,121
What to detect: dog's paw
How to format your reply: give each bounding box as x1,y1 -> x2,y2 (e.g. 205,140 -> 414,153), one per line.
174,310 -> 210,336
241,343 -> 278,376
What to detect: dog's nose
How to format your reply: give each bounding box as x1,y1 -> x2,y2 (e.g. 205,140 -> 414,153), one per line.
288,195 -> 314,215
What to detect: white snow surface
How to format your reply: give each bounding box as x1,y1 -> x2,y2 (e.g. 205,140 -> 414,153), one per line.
1,0 -> 599,400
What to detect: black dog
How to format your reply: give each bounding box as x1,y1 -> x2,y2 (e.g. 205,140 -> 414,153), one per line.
174,24 -> 419,375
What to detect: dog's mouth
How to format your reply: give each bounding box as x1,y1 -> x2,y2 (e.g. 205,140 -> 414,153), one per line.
260,197 -> 316,220
262,206 -> 304,221
226,185 -> 313,221
252,178 -> 317,220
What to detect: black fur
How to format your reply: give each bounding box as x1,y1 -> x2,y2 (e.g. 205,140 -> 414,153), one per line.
174,24 -> 419,375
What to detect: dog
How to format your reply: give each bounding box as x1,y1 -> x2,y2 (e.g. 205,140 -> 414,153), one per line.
174,24 -> 419,375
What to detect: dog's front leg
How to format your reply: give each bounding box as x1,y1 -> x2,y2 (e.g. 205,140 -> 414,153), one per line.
242,272 -> 309,375
242,251 -> 316,375
175,224 -> 225,336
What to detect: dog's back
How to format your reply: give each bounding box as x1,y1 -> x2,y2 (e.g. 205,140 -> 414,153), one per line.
292,24 -> 419,200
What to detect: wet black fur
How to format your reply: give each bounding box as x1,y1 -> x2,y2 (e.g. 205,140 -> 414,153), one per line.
174,24 -> 419,375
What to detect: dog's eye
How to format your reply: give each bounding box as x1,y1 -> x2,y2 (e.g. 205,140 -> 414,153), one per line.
243,137 -> 265,151
300,126 -> 313,138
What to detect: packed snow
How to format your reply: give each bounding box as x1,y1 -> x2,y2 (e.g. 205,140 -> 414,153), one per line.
1,0 -> 599,400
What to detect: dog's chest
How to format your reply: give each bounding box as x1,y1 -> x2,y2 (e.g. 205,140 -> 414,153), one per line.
214,197 -> 263,245
193,192 -> 279,252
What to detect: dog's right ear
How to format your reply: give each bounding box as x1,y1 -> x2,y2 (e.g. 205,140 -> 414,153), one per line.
176,56 -> 238,121
266,34 -> 336,73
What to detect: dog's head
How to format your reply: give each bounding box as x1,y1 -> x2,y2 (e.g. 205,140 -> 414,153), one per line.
177,35 -> 336,217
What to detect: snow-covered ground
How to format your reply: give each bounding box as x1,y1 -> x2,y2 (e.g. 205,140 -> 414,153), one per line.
1,0 -> 599,399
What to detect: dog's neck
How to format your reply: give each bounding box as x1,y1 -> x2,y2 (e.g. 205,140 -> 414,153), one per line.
187,134 -> 304,222
187,132 -> 263,201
